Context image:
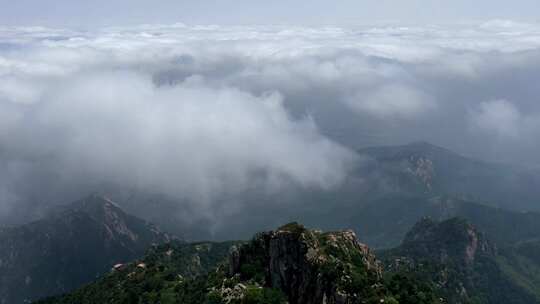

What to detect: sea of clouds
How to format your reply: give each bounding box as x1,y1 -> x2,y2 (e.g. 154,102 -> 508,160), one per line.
1,20 -> 540,222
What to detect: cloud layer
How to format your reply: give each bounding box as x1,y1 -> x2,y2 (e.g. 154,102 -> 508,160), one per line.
1,21 -> 540,223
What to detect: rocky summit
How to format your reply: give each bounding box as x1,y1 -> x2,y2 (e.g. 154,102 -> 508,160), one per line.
226,222 -> 384,304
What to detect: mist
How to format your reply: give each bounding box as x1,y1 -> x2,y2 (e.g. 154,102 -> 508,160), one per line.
1,21 -> 540,232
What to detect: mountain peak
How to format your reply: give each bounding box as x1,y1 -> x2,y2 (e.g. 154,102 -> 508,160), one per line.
402,217 -> 496,264
77,193 -> 118,210
0,194 -> 174,304
405,140 -> 441,150
49,194 -> 128,226
71,193 -> 119,210
228,224 -> 383,303
406,140 -> 455,150
360,141 -> 461,160
380,217 -> 536,304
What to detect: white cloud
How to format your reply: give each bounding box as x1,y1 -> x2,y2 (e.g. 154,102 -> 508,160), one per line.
346,84 -> 432,119
469,100 -> 522,138
469,99 -> 540,140
2,21 -> 540,218
0,76 -> 44,104
0,68 -> 356,207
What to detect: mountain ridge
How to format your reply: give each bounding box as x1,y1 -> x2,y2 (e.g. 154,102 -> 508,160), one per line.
37,222 -> 441,304
381,217 -> 540,304
0,195 -> 175,304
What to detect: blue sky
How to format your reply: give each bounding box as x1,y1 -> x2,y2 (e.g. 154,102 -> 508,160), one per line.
1,0 -> 538,28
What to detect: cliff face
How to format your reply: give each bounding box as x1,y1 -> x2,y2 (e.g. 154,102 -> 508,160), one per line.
0,195 -> 174,304
228,223 -> 383,304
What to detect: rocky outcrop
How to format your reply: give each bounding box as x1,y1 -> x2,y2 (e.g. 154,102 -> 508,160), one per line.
229,222 -> 384,304
406,156 -> 435,191
381,217 -> 518,304
401,217 -> 496,265
0,194 -> 175,304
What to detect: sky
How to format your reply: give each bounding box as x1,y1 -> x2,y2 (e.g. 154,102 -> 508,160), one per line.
1,0 -> 539,28
1,2 -> 540,232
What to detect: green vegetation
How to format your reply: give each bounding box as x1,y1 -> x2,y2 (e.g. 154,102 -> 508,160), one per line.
383,274 -> 442,304
36,241 -> 237,304
276,221 -> 307,234
380,217 -> 540,304
37,223 -> 440,304
497,243 -> 540,300
39,219 -> 540,304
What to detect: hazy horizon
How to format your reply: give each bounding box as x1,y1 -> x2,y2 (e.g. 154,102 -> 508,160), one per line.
1,0 -> 540,28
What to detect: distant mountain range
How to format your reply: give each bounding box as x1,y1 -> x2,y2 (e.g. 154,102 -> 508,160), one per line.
3,141 -> 540,303
2,193 -> 540,303
111,142 -> 540,242
348,195 -> 540,248
357,141 -> 540,211
0,195 -> 175,304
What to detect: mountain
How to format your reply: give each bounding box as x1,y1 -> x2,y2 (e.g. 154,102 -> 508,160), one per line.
262,142 -> 540,249
37,222 -> 442,304
358,142 -> 540,211
380,217 -> 540,304
226,222 -> 390,304
102,142 -> 540,243
307,142 -> 540,249
37,220 -> 540,304
36,240 -> 237,304
0,194 -> 174,304
496,240 -> 540,300
348,195 -> 540,248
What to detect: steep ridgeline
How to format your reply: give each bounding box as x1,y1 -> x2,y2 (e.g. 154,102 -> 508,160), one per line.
380,218 -> 540,304
37,223 -> 440,304
0,195 -> 174,304
358,142 -> 540,212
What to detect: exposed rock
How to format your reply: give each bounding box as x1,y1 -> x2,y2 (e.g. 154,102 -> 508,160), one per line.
406,156 -> 435,191
229,222 -> 384,304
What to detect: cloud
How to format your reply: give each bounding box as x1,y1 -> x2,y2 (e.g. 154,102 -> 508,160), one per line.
346,84 -> 433,119
469,100 -> 522,138
469,99 -> 540,141
0,70 -> 356,210
2,21 -> 540,224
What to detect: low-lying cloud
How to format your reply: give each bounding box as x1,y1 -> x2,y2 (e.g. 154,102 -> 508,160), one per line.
1,21 -> 540,223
